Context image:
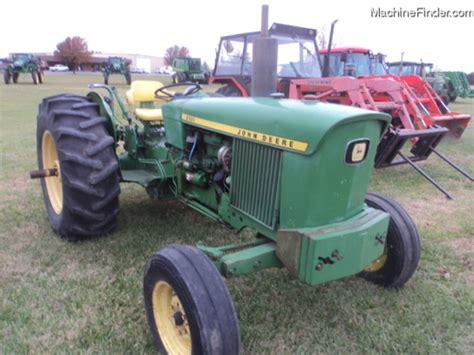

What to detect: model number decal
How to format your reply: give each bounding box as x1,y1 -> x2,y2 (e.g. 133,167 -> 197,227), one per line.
182,113 -> 308,152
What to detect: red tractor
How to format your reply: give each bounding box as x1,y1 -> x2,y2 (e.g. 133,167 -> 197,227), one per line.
319,47 -> 471,138
209,24 -> 472,198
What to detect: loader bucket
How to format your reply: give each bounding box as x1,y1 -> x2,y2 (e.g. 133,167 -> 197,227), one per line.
432,114 -> 471,138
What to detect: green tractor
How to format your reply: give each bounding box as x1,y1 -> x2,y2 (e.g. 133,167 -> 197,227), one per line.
172,57 -> 209,84
435,71 -> 474,100
4,53 -> 44,85
31,80 -> 420,353
102,56 -> 132,85
387,61 -> 454,104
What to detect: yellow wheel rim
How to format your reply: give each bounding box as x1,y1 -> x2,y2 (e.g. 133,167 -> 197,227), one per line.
42,130 -> 63,214
152,281 -> 192,355
364,246 -> 388,272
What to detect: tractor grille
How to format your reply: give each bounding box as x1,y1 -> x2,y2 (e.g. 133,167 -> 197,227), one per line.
230,139 -> 281,228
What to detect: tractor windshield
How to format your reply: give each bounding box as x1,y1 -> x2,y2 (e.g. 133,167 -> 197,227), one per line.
324,52 -> 372,77
388,64 -> 418,76
387,63 -> 432,76
215,34 -> 321,78
188,59 -> 201,71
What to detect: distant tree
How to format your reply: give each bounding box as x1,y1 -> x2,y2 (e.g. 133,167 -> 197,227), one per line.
164,45 -> 190,66
317,25 -> 337,50
54,36 -> 92,73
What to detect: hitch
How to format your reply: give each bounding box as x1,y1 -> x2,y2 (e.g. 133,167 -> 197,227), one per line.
30,168 -> 58,179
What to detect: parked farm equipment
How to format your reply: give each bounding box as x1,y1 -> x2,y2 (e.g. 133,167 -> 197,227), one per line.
4,53 -> 44,84
436,71 -> 474,100
172,57 -> 209,84
209,25 -> 472,198
102,56 -> 132,85
387,61 -> 454,104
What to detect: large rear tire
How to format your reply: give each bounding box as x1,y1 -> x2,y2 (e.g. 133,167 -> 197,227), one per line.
216,84 -> 243,97
32,71 -> 38,84
144,244 -> 240,354
358,192 -> 420,288
13,72 -> 19,84
37,71 -> 44,84
4,70 -> 11,84
125,72 -> 131,85
36,94 -> 120,240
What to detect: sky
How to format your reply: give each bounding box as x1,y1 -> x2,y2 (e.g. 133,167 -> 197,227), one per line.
1,0 -> 473,71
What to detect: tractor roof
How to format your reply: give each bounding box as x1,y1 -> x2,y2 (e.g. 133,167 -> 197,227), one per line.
320,47 -> 371,54
220,22 -> 317,41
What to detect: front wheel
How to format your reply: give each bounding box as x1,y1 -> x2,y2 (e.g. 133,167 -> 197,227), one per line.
144,244 -> 240,354
358,192 -> 421,288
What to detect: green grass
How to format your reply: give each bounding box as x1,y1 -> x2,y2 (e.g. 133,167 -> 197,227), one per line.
1,73 -> 473,353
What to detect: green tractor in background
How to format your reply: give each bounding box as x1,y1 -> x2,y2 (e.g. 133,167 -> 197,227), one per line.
172,57 -> 209,84
102,56 -> 132,85
4,53 -> 44,85
436,71 -> 474,101
31,78 -> 421,353
387,61 -> 454,104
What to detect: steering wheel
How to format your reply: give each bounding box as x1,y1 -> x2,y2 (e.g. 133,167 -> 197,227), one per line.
154,82 -> 202,102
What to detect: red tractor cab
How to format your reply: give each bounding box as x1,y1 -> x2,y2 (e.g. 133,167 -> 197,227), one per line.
210,23 -> 322,97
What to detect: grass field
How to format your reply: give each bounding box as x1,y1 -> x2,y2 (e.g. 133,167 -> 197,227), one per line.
1,72 -> 473,353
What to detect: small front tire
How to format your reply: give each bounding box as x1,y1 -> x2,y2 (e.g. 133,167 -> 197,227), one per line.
144,244 -> 241,354
358,192 -> 421,288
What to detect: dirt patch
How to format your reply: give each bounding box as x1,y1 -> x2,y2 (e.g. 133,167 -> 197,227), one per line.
0,251 -> 33,284
445,238 -> 474,284
406,193 -> 472,236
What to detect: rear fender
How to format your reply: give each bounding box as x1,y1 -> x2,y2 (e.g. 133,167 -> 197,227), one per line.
87,91 -> 119,142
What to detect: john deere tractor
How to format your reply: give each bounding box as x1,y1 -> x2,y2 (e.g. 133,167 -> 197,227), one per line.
172,57 -> 209,84
4,53 -> 44,84
31,77 -> 421,352
102,56 -> 132,85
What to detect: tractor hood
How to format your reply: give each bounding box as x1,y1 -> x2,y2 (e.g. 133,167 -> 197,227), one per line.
162,97 -> 390,155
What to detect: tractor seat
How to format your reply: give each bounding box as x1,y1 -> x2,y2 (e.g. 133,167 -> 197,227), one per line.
126,81 -> 174,121
135,108 -> 163,121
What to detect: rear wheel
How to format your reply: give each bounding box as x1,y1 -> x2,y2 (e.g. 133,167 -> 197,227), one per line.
4,70 -> 11,84
125,72 -> 131,85
216,84 -> 243,97
37,71 -> 44,84
144,244 -> 240,354
32,71 -> 38,84
37,94 -> 120,240
358,192 -> 420,288
13,72 -> 19,84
